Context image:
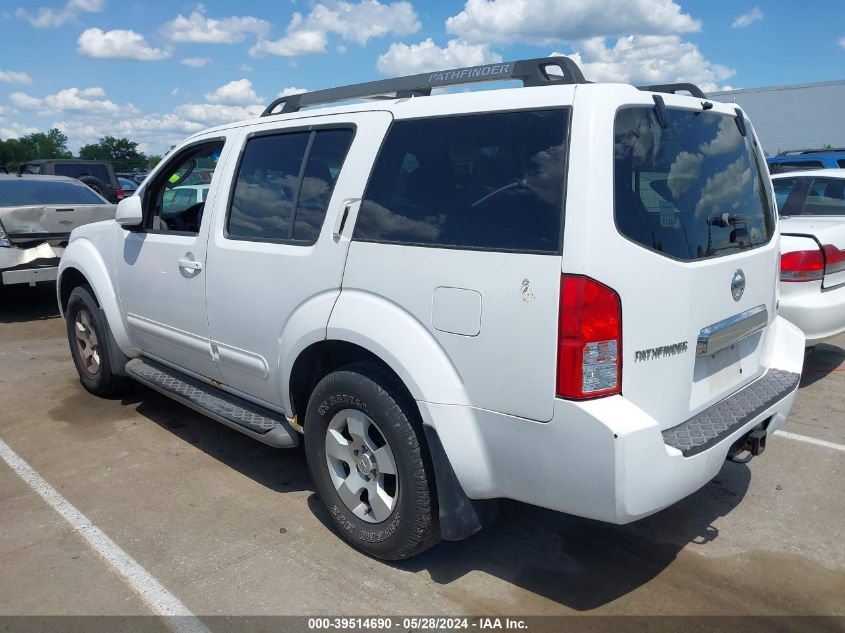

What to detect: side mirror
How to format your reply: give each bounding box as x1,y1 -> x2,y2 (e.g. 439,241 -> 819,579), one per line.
115,195 -> 143,228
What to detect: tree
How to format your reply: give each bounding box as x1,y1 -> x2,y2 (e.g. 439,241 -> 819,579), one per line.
79,136 -> 147,172
148,155 -> 163,169
0,128 -> 71,171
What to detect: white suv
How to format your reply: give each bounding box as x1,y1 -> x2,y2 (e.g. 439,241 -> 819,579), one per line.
58,57 -> 805,560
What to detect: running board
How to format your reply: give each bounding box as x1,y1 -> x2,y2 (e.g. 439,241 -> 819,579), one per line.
125,358 -> 298,448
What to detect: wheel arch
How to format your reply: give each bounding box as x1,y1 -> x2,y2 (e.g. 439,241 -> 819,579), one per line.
58,237 -> 134,355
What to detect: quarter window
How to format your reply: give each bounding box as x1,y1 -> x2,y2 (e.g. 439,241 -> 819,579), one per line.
354,110 -> 569,253
227,128 -> 353,244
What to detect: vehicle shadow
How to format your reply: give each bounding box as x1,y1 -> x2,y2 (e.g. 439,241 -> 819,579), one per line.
125,384 -> 312,495
0,282 -> 60,323
800,343 -> 845,388
392,462 -> 751,611
118,381 -> 751,612
309,460 -> 750,611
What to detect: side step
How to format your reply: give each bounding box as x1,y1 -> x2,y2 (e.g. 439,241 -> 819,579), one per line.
125,358 -> 298,448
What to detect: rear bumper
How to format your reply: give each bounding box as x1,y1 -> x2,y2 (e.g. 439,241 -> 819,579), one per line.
0,244 -> 62,286
778,280 -> 845,346
420,316 -> 805,524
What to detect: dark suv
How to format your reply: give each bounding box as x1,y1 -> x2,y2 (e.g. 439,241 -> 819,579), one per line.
18,159 -> 123,203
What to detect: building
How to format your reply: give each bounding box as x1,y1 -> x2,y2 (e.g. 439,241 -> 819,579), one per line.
708,80 -> 845,156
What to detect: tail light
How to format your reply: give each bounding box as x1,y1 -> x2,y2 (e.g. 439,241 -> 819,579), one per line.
557,275 -> 622,400
115,189 -> 125,200
822,245 -> 845,275
780,249 -> 824,282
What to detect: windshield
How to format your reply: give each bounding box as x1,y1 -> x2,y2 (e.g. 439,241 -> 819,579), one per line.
0,179 -> 107,206
614,107 -> 774,261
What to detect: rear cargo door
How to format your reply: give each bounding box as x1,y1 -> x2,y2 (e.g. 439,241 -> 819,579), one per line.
1,204 -> 115,244
0,177 -> 115,244
566,88 -> 780,429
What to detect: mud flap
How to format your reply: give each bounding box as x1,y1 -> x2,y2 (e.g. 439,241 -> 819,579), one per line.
422,424 -> 499,541
98,306 -> 129,377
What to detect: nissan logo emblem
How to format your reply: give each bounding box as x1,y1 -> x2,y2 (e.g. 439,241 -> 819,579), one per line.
731,269 -> 746,302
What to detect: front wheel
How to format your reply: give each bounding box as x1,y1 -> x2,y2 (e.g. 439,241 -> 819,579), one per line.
65,285 -> 128,397
304,363 -> 440,560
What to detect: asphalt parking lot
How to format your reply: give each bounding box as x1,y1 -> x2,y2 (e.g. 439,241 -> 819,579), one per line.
1,284 -> 843,623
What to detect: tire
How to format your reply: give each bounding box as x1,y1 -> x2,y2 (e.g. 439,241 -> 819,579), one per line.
304,363 -> 440,560
78,176 -> 116,203
65,285 -> 129,397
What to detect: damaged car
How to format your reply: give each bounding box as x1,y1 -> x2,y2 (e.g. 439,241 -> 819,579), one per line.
0,174 -> 116,286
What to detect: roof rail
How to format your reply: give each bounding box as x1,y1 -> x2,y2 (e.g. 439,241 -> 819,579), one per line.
776,147 -> 845,156
637,83 -> 706,99
260,56 -> 586,116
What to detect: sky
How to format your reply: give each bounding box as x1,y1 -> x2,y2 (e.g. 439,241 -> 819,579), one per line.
0,0 -> 843,155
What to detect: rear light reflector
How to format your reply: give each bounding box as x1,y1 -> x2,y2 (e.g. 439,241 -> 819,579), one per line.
780,250 -> 824,282
557,275 -> 622,400
115,188 -> 125,200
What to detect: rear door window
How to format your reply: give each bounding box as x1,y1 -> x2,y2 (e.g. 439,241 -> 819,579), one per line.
227,128 -> 353,244
354,109 -> 569,253
798,178 -> 845,216
614,107 -> 774,261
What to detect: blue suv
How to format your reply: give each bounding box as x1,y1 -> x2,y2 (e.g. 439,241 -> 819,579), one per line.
768,148 -> 845,174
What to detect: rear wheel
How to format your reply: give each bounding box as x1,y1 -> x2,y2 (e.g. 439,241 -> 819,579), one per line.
66,285 -> 128,397
304,363 -> 440,559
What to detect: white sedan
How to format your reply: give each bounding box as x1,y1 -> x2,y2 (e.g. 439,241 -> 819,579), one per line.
773,168 -> 845,346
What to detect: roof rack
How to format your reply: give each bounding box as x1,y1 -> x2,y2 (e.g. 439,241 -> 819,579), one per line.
777,148 -> 845,156
637,83 -> 706,99
260,56 -> 708,117
261,56 -> 586,116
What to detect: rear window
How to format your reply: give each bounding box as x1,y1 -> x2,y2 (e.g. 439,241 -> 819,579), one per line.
354,109 -> 568,253
773,177 -> 801,212
0,179 -> 106,206
53,163 -> 112,183
614,107 -> 774,261
799,177 -> 845,216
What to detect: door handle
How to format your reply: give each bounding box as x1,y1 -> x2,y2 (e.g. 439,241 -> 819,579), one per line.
178,258 -> 203,271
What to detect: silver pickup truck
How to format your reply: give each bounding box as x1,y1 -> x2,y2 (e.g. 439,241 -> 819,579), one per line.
0,174 -> 116,286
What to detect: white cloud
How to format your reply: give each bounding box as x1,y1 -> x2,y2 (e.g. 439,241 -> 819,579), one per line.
16,0 -> 104,28
181,57 -> 211,68
838,37 -> 845,50
204,79 -> 262,105
10,86 -> 131,116
251,22 -> 327,57
174,103 -> 263,125
446,0 -> 700,45
732,7 -> 763,29
558,35 -> 735,92
53,115 -> 205,153
0,120 -> 39,140
78,28 -> 171,60
240,63 -> 254,72
278,87 -> 307,97
161,10 -> 270,44
0,68 -> 32,84
250,0 -> 419,57
377,38 -> 501,76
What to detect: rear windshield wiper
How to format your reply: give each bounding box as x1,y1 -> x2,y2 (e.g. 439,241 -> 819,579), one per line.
707,212 -> 750,227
